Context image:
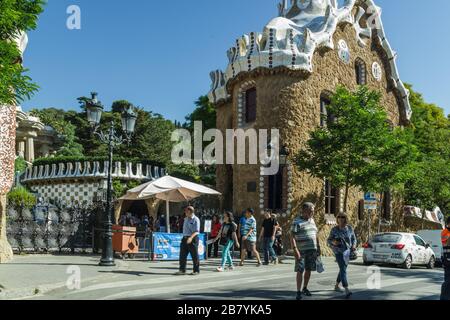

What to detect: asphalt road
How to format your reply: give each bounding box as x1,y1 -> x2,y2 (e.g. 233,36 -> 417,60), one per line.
23,256 -> 444,300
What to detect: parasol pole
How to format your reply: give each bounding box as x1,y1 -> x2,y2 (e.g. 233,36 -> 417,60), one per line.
166,200 -> 170,233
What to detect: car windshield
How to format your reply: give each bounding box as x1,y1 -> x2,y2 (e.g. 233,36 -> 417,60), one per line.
372,234 -> 402,243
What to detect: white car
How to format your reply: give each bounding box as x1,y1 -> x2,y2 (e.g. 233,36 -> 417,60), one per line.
363,232 -> 436,269
417,230 -> 443,266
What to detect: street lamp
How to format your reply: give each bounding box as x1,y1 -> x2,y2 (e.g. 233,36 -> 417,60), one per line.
79,92 -> 137,266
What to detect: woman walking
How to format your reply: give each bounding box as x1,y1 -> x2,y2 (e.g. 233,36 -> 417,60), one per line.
208,215 -> 222,258
214,211 -> 240,272
327,212 -> 357,299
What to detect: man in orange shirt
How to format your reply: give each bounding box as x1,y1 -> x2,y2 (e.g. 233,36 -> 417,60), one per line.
441,217 -> 450,300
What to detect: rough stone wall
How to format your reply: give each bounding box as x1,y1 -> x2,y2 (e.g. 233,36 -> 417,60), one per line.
215,102 -> 234,211
215,22 -> 407,253
0,104 -> 16,263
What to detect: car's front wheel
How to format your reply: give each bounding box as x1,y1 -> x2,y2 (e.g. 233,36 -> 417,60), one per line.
402,255 -> 412,269
426,256 -> 435,269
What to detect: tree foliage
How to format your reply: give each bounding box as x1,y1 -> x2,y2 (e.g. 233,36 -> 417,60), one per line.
32,95 -> 217,185
296,86 -> 416,211
167,163 -> 201,183
14,156 -> 27,173
0,0 -> 45,105
403,84 -> 450,214
33,102 -> 176,166
29,108 -> 84,157
184,95 -> 216,132
7,186 -> 36,209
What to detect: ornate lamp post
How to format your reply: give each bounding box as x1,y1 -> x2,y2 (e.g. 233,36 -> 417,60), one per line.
79,92 -> 137,266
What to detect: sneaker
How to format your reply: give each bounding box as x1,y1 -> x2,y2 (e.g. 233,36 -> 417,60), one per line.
227,265 -> 235,271
190,271 -> 200,276
302,288 -> 312,297
272,258 -> 279,265
345,289 -> 353,299
256,262 -> 262,267
239,262 -> 244,267
296,291 -> 303,300
216,267 -> 224,272
174,271 -> 186,276
262,262 -> 270,266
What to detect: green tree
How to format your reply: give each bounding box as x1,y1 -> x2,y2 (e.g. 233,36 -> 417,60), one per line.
184,95 -> 216,131
111,100 -> 132,114
117,108 -> 176,164
14,156 -> 27,173
29,108 -> 84,157
296,86 -> 416,212
403,84 -> 450,214
0,0 -> 45,105
167,163 -> 201,183
31,102 -> 177,166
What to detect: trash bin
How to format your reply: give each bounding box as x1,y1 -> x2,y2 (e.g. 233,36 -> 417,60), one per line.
112,225 -> 139,258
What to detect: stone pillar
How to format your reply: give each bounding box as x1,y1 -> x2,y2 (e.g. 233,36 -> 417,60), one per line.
0,104 -> 16,263
17,140 -> 25,158
0,195 -> 13,263
38,143 -> 50,158
25,136 -> 34,163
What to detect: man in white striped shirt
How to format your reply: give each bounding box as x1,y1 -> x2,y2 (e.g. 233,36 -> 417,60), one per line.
290,202 -> 321,300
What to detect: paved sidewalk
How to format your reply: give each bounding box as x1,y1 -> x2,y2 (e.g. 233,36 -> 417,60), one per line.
0,254 -> 127,300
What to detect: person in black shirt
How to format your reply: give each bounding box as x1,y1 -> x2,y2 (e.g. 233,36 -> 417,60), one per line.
259,210 -> 279,265
213,211 -> 240,272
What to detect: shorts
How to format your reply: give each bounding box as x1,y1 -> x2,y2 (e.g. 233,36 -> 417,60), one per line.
294,249 -> 318,273
243,239 -> 256,252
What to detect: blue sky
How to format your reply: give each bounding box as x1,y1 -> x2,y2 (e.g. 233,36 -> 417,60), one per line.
21,0 -> 450,120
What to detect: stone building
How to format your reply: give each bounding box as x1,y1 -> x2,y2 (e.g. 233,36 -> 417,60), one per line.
208,0 -> 412,251
15,106 -> 60,164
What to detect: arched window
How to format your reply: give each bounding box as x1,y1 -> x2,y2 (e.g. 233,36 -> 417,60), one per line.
355,58 -> 367,85
268,167 -> 284,211
320,96 -> 329,128
325,179 -> 338,216
320,93 -> 335,127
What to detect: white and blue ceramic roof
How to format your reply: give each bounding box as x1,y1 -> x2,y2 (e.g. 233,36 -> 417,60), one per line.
208,0 -> 412,121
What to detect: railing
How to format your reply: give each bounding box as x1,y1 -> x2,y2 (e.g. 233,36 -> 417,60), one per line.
6,201 -> 102,253
21,161 -> 166,183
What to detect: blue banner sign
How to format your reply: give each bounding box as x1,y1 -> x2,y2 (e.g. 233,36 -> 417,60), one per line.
152,232 -> 207,261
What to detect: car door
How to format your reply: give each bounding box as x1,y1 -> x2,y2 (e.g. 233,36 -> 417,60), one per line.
413,235 -> 427,264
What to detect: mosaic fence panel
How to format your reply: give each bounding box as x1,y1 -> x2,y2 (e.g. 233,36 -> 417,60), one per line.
6,201 -> 103,253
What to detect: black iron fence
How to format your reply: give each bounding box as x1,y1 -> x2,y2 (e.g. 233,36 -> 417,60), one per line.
6,201 -> 104,254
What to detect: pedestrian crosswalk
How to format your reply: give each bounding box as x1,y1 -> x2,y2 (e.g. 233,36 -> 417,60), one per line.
27,258 -> 444,300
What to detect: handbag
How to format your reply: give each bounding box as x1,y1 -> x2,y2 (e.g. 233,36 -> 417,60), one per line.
316,256 -> 325,273
349,249 -> 358,261
342,226 -> 358,261
343,249 -> 351,265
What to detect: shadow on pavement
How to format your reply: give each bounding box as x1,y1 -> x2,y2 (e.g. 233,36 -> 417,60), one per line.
97,270 -> 170,276
2,262 -> 99,266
